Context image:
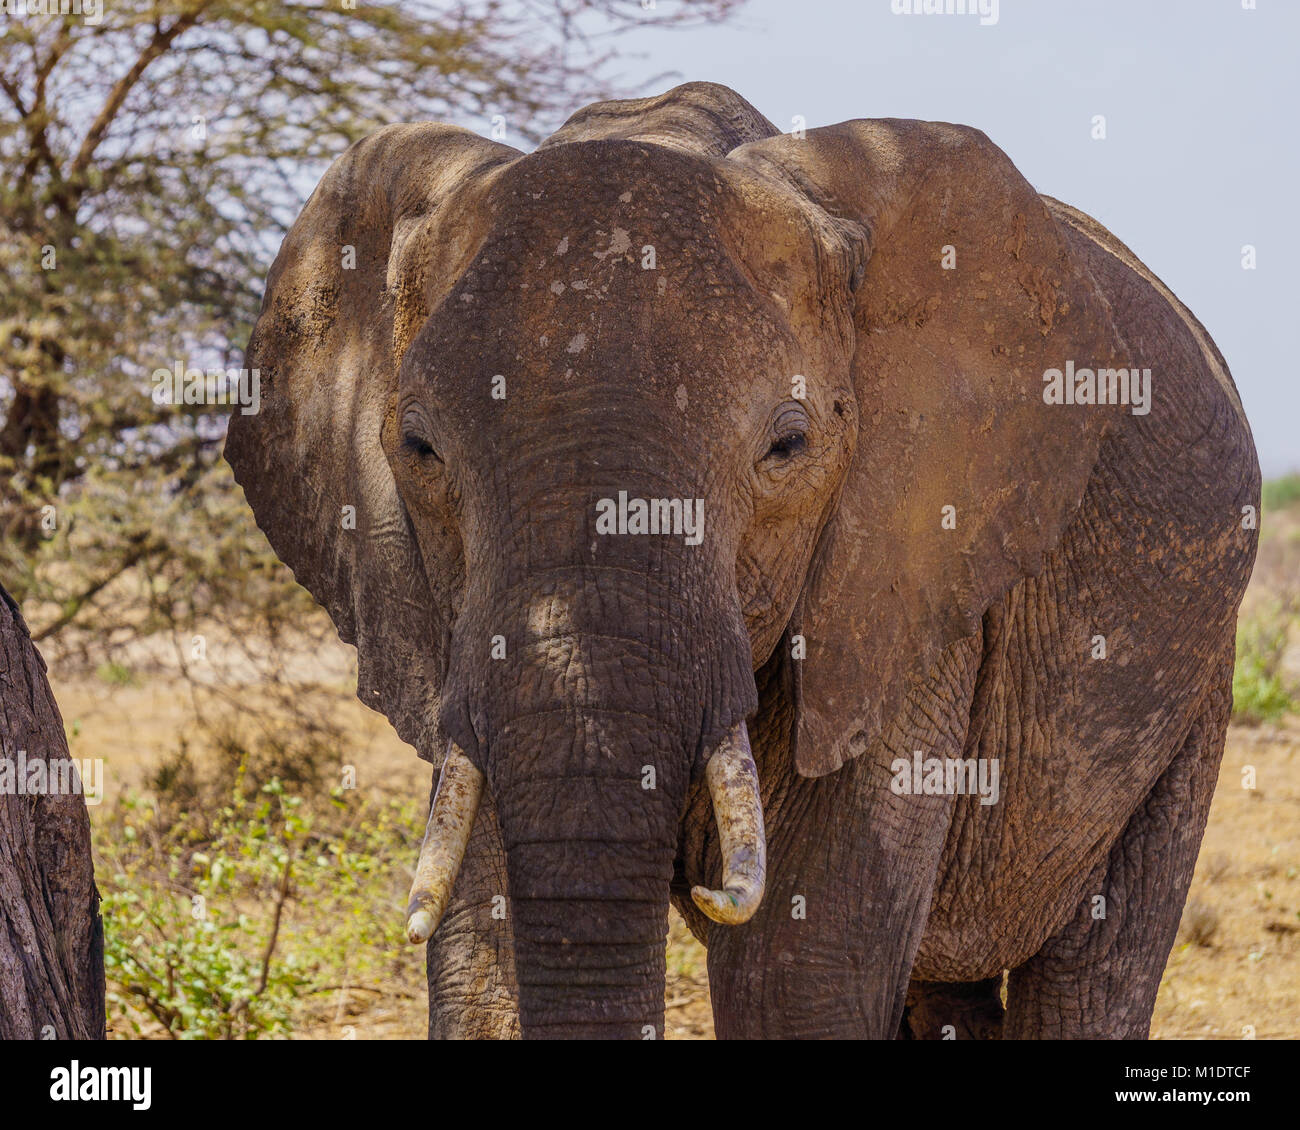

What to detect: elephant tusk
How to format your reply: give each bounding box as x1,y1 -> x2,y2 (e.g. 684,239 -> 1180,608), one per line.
405,741 -> 484,944
691,721 -> 767,926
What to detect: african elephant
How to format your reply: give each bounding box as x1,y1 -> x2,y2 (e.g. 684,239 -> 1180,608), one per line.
225,82 -> 1259,1040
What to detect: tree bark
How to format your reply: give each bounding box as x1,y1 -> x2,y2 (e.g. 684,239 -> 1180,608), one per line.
0,581 -> 105,1038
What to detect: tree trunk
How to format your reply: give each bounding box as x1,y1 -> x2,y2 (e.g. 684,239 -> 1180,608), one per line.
0,581 -> 105,1038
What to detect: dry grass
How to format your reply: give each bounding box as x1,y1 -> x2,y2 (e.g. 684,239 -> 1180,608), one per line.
1154,721 -> 1300,1039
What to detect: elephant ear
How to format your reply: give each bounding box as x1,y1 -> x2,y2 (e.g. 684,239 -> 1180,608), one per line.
225,124 -> 517,761
731,120 -> 1131,778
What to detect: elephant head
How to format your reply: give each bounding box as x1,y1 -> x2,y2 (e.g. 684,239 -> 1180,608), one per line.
226,82 -> 1127,1038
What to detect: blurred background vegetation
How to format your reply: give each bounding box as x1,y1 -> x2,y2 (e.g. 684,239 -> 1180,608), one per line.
1233,473 -> 1300,724
2,0 -> 1295,1039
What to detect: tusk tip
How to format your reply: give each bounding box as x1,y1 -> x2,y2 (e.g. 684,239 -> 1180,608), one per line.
406,909 -> 435,944
691,884 -> 759,926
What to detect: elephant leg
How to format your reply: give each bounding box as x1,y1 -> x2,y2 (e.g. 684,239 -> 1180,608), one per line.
705,771 -> 948,1037
425,784 -> 520,1039
900,977 -> 1004,1039
1003,669 -> 1229,1039
705,761 -> 956,1038
704,638 -> 982,1039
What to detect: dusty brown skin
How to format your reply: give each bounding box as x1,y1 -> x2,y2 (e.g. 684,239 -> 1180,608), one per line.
225,83 -> 1260,1039
0,583 -> 105,1039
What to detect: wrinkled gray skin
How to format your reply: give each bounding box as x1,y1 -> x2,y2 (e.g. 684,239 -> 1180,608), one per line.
225,84 -> 1260,1039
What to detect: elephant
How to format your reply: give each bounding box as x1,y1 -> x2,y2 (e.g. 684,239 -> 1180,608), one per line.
224,82 -> 1260,1039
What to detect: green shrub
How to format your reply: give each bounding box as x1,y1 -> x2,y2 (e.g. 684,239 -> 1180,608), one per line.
97,757 -> 423,1039
1261,473 -> 1300,514
1232,614 -> 1294,724
96,661 -> 138,687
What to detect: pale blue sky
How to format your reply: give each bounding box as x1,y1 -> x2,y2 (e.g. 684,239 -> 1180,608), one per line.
567,0 -> 1296,475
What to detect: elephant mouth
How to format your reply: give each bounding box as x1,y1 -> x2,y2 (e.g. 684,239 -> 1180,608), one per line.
403,719 -> 767,945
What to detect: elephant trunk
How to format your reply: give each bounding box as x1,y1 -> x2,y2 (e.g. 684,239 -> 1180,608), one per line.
483,651 -> 688,1041
404,724 -> 768,1039
427,489 -> 764,1037
406,721 -> 768,946
497,723 -> 768,1038
502,788 -> 674,1039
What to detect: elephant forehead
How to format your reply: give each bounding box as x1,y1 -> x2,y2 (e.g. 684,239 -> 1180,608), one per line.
449,143 -> 778,327
404,284 -> 798,451
484,138 -> 737,247
403,220 -> 803,430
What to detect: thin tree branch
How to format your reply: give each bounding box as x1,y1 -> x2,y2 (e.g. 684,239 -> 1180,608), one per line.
69,5 -> 211,182
32,536 -> 164,641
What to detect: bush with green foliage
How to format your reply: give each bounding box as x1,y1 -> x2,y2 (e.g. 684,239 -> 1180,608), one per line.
1232,612 -> 1294,724
97,749 -> 423,1039
1261,473 -> 1300,514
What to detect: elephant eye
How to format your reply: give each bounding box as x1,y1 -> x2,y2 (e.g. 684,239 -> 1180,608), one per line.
765,430 -> 807,461
403,432 -> 441,461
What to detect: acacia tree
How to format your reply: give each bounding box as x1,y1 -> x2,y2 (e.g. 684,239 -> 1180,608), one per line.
0,0 -> 742,671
